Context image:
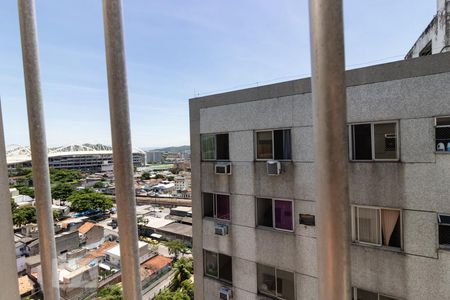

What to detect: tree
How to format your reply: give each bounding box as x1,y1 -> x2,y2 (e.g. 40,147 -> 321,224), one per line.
96,284 -> 122,300
12,206 -> 36,227
154,174 -> 165,179
11,199 -> 17,213
93,181 -> 105,188
50,168 -> 82,184
154,258 -> 194,300
140,172 -> 151,180
15,185 -> 35,198
67,189 -> 113,212
162,240 -> 190,260
171,258 -> 193,290
52,183 -> 75,201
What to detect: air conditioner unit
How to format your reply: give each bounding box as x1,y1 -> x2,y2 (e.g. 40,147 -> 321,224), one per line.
219,286 -> 233,300
266,160 -> 281,175
215,162 -> 232,175
215,223 -> 229,236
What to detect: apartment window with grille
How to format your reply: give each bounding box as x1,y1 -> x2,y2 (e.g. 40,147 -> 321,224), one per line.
257,198 -> 294,231
257,264 -> 295,300
438,214 -> 450,248
352,287 -> 398,300
202,193 -> 230,221
204,250 -> 232,283
201,133 -> 229,161
352,206 -> 402,249
256,129 -> 292,160
435,117 -> 450,152
350,122 -> 398,161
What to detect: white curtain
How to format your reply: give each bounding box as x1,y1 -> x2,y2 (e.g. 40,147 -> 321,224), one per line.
382,209 -> 400,246
358,207 -> 380,244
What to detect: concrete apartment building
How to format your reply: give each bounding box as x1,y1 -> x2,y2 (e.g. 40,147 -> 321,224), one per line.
189,52 -> 450,300
406,0 -> 450,59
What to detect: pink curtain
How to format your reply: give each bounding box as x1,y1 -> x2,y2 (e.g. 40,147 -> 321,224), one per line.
382,210 -> 400,246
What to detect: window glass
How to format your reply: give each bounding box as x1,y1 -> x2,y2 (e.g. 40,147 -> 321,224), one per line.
436,117 -> 450,151
352,124 -> 372,160
218,254 -> 232,283
381,209 -> 401,248
357,207 -> 380,244
257,264 -> 276,296
276,269 -> 295,300
201,135 -> 216,160
257,198 -> 273,227
439,214 -> 450,247
216,134 -> 229,160
216,194 -> 230,220
274,129 -> 292,160
203,193 -> 214,218
257,131 -> 273,159
274,200 -> 293,231
204,251 -> 218,277
374,123 -> 397,159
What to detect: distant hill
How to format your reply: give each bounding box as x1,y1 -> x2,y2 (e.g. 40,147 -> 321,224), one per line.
145,145 -> 190,153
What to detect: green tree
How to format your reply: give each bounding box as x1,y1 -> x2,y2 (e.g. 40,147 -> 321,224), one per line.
52,183 -> 75,201
140,172 -> 151,180
171,258 -> 193,291
93,181 -> 105,188
12,206 -> 36,227
162,240 -> 190,260
154,174 -> 165,180
50,168 -> 82,184
96,284 -> 122,300
67,189 -> 113,212
11,199 -> 17,213
15,185 -> 35,198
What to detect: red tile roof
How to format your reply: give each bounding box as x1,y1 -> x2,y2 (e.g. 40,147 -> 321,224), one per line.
78,222 -> 96,234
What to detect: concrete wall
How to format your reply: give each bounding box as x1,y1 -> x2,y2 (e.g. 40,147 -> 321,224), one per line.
190,52 -> 450,299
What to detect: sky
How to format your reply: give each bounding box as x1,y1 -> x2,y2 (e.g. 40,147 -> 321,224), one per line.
0,1 -> 436,148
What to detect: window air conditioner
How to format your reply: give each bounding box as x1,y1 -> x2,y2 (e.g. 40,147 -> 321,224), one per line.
219,286 -> 233,300
215,223 -> 229,236
215,162 -> 232,175
266,160 -> 281,176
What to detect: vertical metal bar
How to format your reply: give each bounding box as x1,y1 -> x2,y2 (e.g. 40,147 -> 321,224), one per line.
102,1 -> 142,299
0,100 -> 21,300
309,0 -> 351,299
17,1 -> 60,299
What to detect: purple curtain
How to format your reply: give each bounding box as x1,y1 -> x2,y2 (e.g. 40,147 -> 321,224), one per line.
216,195 -> 230,220
274,200 -> 293,230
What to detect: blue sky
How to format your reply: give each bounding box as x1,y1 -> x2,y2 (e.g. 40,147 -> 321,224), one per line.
0,1 -> 435,148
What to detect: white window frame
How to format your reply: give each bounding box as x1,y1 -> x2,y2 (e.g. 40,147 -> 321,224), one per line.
255,128 -> 292,161
351,205 -> 403,250
257,264 -> 296,300
352,287 -> 399,300
256,197 -> 295,232
348,121 -> 400,162
201,133 -> 229,161
203,192 -> 231,222
435,116 -> 450,153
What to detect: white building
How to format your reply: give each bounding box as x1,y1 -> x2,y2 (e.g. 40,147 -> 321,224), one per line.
104,241 -> 151,267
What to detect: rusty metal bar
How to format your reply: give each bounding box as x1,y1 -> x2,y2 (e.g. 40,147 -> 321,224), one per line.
17,1 -> 60,299
102,0 -> 143,299
0,100 -> 21,300
309,0 -> 351,299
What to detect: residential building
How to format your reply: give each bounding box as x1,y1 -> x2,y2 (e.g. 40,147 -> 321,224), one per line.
406,0 -> 450,58
104,241 -> 151,267
146,151 -> 163,163
78,222 -> 105,249
190,52 -> 450,299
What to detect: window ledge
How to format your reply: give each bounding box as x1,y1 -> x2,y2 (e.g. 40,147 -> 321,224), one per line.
352,242 -> 403,253
435,151 -> 450,154
203,217 -> 231,223
256,225 -> 295,235
349,160 -> 400,163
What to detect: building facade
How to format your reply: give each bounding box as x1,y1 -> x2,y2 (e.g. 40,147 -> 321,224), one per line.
190,52 -> 450,299
406,0 -> 450,59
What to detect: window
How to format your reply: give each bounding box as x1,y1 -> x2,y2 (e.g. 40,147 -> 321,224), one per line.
352,206 -> 402,249
299,214 -> 315,226
257,198 -> 294,231
438,214 -> 450,248
203,193 -> 230,221
350,122 -> 398,161
353,288 -> 398,300
201,133 -> 229,160
257,264 -> 295,300
204,250 -> 232,283
256,129 -> 292,160
419,41 -> 432,57
435,117 -> 450,152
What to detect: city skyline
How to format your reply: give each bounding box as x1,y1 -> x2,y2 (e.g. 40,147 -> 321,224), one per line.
0,0 -> 435,148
